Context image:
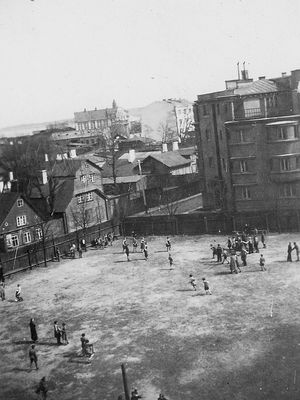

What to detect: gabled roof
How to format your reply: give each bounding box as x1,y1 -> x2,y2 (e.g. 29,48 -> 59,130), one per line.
48,159 -> 102,177
119,151 -> 161,161
74,108 -> 117,123
142,152 -> 191,168
0,193 -> 40,227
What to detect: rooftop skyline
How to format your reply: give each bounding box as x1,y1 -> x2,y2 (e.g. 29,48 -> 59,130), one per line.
1,0 -> 300,129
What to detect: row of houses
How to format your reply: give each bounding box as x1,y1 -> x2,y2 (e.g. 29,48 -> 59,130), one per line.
0,143 -> 199,253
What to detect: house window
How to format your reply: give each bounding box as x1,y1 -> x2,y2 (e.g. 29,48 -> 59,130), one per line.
36,228 -> 43,240
77,194 -> 84,204
86,192 -> 93,202
280,158 -> 291,171
16,215 -> 27,227
239,160 -> 248,173
241,187 -> 251,200
205,129 -> 210,141
89,174 -> 95,182
11,234 -> 19,247
279,184 -> 296,197
17,199 -> 24,207
23,231 -> 31,244
80,175 -> 87,183
208,157 -> 214,168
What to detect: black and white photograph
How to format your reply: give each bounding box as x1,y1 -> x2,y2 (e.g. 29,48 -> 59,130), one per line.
0,0 -> 300,399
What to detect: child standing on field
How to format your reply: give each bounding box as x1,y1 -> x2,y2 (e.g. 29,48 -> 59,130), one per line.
189,274 -> 197,291
260,254 -> 266,271
202,278 -> 212,295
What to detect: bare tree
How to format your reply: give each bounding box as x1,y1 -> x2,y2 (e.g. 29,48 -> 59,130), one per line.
158,121 -> 175,143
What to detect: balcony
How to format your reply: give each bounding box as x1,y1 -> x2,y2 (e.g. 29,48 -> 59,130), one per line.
234,107 -> 293,121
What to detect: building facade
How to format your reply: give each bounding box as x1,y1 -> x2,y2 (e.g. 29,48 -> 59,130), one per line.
194,69 -> 300,213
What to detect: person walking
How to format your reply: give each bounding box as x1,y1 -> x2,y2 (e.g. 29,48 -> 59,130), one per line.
29,318 -> 38,342
36,377 -> 48,399
125,245 -> 130,262
53,321 -> 62,345
235,254 -> 242,273
61,322 -> 69,345
261,231 -> 266,248
144,243 -> 148,261
293,242 -> 299,261
229,255 -> 238,274
29,344 -> 38,370
132,237 -> 138,253
287,242 -> 293,262
165,237 -> 171,252
140,237 -> 145,253
202,278 -> 212,295
189,274 -> 197,291
253,236 -> 259,253
222,249 -> 229,264
241,248 -> 247,267
0,282 -> 5,301
260,254 -> 266,271
122,238 -> 127,253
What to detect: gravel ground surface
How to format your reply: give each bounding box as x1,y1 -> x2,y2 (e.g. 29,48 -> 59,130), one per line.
1,233 -> 300,400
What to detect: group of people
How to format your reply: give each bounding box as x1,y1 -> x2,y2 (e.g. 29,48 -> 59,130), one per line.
189,275 -> 212,294
53,321 -> 69,345
122,237 -> 149,261
92,232 -> 114,249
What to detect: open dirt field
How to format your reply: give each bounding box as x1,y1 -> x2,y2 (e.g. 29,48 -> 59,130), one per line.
1,233 -> 300,400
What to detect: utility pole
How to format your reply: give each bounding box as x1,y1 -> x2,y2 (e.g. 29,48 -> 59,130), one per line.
121,363 -> 130,400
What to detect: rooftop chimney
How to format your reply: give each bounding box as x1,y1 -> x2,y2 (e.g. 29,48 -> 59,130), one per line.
40,170 -> 47,185
258,76 -> 266,80
9,171 -> 14,181
128,149 -> 136,163
282,72 -> 287,77
69,149 -> 77,159
172,141 -> 179,151
162,143 -> 168,153
45,154 -> 49,162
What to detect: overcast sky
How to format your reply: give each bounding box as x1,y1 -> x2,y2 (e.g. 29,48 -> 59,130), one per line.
0,0 -> 300,129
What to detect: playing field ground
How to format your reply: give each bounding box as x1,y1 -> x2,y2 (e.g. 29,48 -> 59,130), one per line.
0,233 -> 300,400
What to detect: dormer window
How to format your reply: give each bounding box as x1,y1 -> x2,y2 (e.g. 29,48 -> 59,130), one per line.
17,199 -> 24,207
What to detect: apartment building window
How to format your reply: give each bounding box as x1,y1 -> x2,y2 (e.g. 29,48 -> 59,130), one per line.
241,187 -> 251,200
23,231 -> 31,244
297,156 -> 300,169
77,194 -> 84,204
278,127 -> 288,140
16,215 -> 27,227
17,199 -> 24,207
279,184 -> 296,197
208,157 -> 214,168
280,158 -> 291,171
205,129 -> 210,141
239,160 -> 248,173
84,122 -> 89,130
203,105 -> 208,115
80,175 -> 87,183
86,192 -> 93,202
11,234 -> 19,247
91,121 -> 95,129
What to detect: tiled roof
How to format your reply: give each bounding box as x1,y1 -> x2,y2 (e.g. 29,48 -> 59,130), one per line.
101,159 -> 139,177
119,151 -> 161,161
0,192 -> 21,226
234,79 -> 278,96
74,108 -> 117,123
143,152 -> 191,168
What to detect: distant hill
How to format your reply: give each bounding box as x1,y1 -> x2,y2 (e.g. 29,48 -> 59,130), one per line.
129,99 -> 193,141
0,119 -> 74,138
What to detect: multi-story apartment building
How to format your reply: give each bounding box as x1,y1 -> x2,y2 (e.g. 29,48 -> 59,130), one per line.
194,68 -> 300,214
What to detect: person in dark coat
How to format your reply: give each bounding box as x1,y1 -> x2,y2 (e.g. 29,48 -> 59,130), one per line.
241,248 -> 247,267
36,377 -> 48,399
216,244 -> 222,262
54,321 -> 62,345
261,231 -> 266,248
293,242 -> 299,261
287,242 -> 293,262
29,318 -> 38,342
0,264 -> 4,283
125,245 -> 130,261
